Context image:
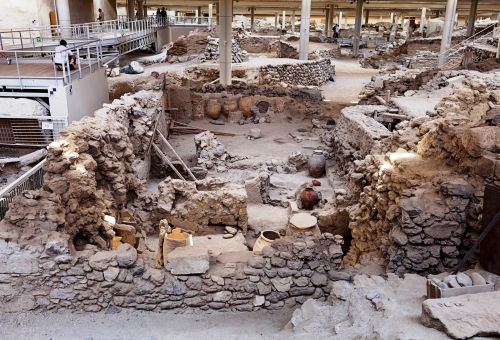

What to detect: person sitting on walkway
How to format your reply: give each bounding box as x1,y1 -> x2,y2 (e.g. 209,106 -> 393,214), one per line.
54,40 -> 75,71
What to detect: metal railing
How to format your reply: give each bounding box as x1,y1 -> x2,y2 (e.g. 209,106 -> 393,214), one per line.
0,15 -> 211,51
439,22 -> 498,69
0,39 -> 103,89
0,158 -> 45,219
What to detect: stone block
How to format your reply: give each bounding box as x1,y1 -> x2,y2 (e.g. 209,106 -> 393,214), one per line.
421,291 -> 500,339
166,246 -> 209,275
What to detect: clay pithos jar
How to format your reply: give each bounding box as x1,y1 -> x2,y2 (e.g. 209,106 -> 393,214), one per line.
300,186 -> 319,210
206,99 -> 222,119
239,96 -> 253,118
308,150 -> 326,178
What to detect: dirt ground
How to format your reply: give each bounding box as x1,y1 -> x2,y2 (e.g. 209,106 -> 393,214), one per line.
0,308 -> 296,340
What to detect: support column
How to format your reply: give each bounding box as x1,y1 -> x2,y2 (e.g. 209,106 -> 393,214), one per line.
291,11 -> 296,33
198,6 -> 202,24
325,7 -> 330,35
339,11 -> 343,28
466,0 -> 478,37
209,4 -> 214,28
215,2 -> 219,25
299,0 -> 311,60
275,13 -> 279,29
353,0 -> 364,55
328,5 -> 334,35
219,0 -> 233,85
420,7 -> 427,34
126,0 -> 135,20
365,9 -> 369,25
137,0 -> 144,19
390,12 -> 395,24
55,0 -> 71,26
250,7 -> 255,32
282,11 -> 286,31
497,12 -> 500,59
438,0 -> 458,68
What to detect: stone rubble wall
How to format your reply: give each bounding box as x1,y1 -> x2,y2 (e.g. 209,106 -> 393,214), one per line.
259,59 -> 335,86
154,177 -> 248,234
333,72 -> 500,274
0,91 -> 161,250
0,233 -> 344,313
330,106 -> 391,172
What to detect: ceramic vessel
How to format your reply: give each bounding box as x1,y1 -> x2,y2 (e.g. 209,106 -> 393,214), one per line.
308,150 -> 326,178
300,186 -> 319,210
206,99 -> 222,119
253,230 -> 280,253
286,213 -> 321,236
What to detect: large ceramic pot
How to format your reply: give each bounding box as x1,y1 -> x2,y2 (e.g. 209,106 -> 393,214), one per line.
308,150 -> 326,178
300,186 -> 319,210
239,97 -> 253,117
253,230 -> 280,253
223,98 -> 238,117
206,99 -> 222,119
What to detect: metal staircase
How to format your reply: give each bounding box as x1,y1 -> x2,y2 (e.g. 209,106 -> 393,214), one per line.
439,22 -> 498,70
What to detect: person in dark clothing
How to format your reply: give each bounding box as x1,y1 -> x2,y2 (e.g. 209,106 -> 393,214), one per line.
161,7 -> 167,17
332,24 -> 340,39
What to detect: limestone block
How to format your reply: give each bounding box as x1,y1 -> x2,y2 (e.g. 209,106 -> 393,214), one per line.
166,246 -> 209,275
421,291 -> 500,339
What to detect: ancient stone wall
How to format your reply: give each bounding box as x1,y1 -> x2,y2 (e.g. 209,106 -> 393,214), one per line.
259,60 -> 335,86
0,233 -> 344,313
0,91 -> 161,250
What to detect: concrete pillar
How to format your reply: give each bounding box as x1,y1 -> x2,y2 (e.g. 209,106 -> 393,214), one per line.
215,2 -> 219,25
56,0 -> 71,27
282,11 -> 286,30
299,0 -> 311,60
466,0 -> 479,37
197,6 -> 202,24
365,9 -> 369,25
390,12 -> 395,24
250,7 -> 255,32
137,0 -> 144,19
353,0 -> 364,55
328,5 -> 334,34
209,4 -> 214,28
275,13 -> 279,29
325,7 -> 330,34
127,0 -> 135,20
291,11 -> 296,33
420,8 -> 427,34
438,0 -> 458,68
219,0 -> 233,85
339,11 -> 343,28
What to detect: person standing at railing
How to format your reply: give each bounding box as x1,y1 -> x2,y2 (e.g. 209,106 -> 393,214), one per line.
156,8 -> 161,23
97,8 -> 104,23
161,7 -> 167,25
54,40 -> 75,71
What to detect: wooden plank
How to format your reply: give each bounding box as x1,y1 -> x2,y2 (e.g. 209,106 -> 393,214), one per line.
152,143 -> 185,181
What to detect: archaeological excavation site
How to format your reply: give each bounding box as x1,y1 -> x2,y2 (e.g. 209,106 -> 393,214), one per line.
1,0 -> 500,339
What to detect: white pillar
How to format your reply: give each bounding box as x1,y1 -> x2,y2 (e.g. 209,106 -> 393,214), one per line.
420,8 -> 427,34
353,0 -> 364,55
339,11 -> 343,28
219,0 -> 233,85
275,13 -> 279,29
55,0 -> 71,26
209,4 -> 213,28
454,13 -> 459,28
291,11 -> 296,33
466,0 -> 478,37
438,0 -> 458,68
282,11 -> 286,30
390,12 -> 394,24
299,0 -> 311,60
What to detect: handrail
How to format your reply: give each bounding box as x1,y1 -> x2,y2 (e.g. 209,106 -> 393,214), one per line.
0,158 -> 46,219
437,22 -> 498,58
0,159 -> 46,198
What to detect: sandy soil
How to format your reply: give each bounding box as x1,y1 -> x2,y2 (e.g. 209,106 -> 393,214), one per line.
321,58 -> 378,104
0,308 -> 297,340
